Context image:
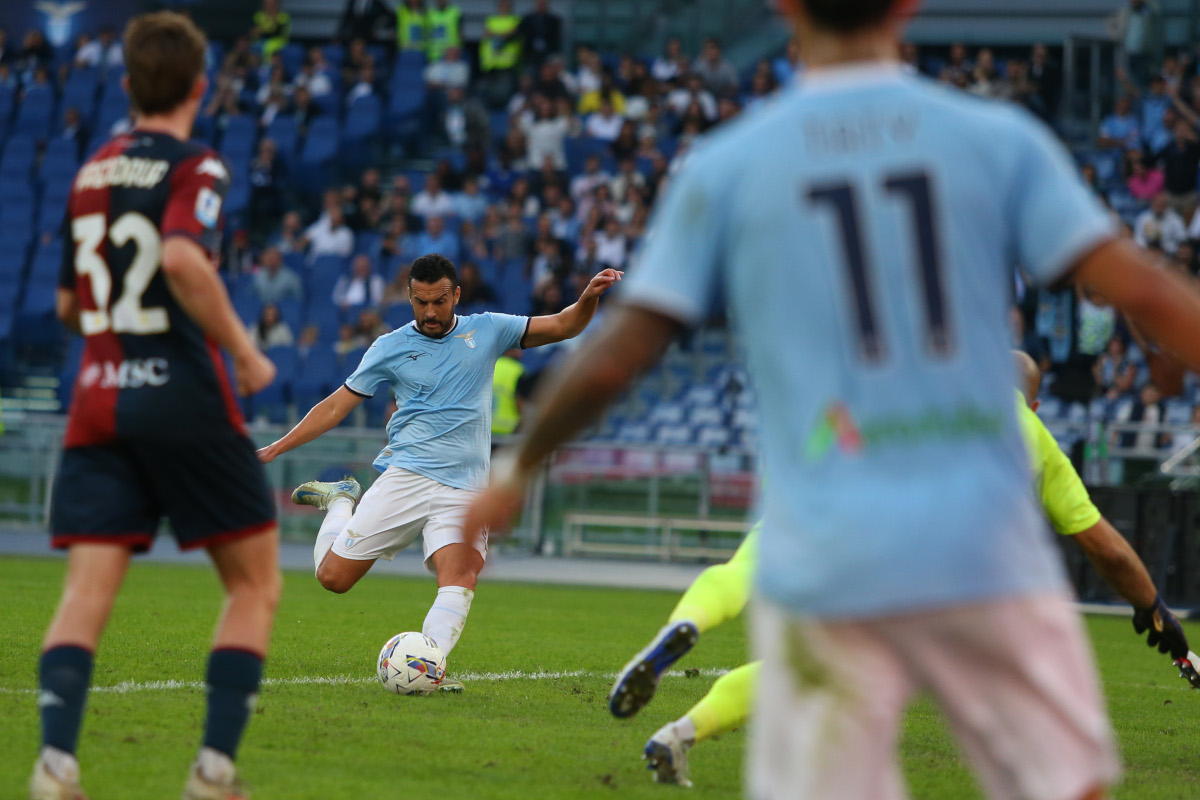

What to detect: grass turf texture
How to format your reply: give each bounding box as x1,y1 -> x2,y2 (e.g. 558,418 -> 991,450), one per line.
1,556 -> 1198,799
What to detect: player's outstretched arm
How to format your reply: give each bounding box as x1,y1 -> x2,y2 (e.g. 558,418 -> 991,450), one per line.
521,269 -> 622,348
1073,240 -> 1200,373
1073,519 -> 1159,610
464,305 -> 679,538
257,386 -> 364,463
161,237 -> 275,395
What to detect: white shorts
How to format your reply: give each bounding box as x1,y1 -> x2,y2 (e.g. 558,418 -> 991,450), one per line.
330,467 -> 487,572
748,594 -> 1119,800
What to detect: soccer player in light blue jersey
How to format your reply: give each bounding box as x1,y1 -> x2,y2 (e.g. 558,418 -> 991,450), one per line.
464,0 -> 1200,795
258,255 -> 620,686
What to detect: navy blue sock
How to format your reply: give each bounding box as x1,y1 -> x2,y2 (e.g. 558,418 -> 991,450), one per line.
38,645 -> 94,755
202,648 -> 263,759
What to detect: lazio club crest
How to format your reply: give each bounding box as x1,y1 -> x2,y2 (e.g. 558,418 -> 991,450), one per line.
455,330 -> 477,349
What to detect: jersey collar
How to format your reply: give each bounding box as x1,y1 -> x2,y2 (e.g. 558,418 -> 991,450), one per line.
794,60 -> 904,94
408,315 -> 460,342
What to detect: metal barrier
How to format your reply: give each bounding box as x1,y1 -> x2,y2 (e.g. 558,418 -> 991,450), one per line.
562,512 -> 750,561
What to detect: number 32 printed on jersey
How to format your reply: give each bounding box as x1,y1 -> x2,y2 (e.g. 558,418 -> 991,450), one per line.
72,212 -> 169,336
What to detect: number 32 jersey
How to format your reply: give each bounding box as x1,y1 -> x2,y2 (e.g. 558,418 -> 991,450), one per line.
59,130 -> 244,447
623,64 -> 1115,619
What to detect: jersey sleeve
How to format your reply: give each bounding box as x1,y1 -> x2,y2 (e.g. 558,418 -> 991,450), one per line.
161,151 -> 232,257
344,341 -> 393,398
1029,408 -> 1102,535
620,155 -> 726,326
1007,113 -> 1116,287
488,312 -> 531,354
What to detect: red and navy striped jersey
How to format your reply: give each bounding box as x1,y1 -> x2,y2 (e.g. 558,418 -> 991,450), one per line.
59,130 -> 245,447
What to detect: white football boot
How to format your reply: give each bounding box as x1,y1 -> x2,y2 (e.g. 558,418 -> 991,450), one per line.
29,754 -> 88,800
643,721 -> 694,788
182,752 -> 248,800
438,677 -> 464,693
291,477 -> 362,511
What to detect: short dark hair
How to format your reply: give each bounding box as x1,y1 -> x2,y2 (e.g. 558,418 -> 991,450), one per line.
409,253 -> 459,287
801,0 -> 897,33
124,12 -> 207,115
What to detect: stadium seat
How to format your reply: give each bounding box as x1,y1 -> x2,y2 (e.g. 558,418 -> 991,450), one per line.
297,118 -> 340,195
0,84 -> 13,125
304,302 -> 342,342
40,138 -> 80,183
264,116 -> 299,166
234,293 -> 261,325
688,406 -> 724,427
256,346 -> 299,423
28,240 -> 62,283
59,68 -> 99,124
14,86 -> 55,139
293,348 -> 342,408
385,304 -> 414,330
279,43 -> 305,77
648,402 -> 686,425
0,135 -> 36,181
696,425 -> 730,449
344,94 -> 382,145
219,115 -> 257,163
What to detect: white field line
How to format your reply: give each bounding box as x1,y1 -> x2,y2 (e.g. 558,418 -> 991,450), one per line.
0,667 -> 730,696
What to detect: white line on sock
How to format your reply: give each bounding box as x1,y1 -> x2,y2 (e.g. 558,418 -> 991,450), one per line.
0,667 -> 731,695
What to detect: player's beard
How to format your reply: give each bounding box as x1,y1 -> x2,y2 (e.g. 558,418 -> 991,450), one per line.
419,316 -> 452,338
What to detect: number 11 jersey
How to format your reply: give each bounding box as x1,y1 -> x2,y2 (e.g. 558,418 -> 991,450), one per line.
622,63 -> 1115,619
59,129 -> 243,446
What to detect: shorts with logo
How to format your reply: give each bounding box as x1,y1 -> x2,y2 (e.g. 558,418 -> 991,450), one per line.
50,434 -> 276,552
748,593 -> 1119,800
331,466 -> 486,571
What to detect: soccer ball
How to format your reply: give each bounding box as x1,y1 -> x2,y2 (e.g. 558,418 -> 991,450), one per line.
376,632 -> 446,695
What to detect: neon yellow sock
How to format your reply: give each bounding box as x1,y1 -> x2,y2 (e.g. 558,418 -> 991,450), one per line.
667,527 -> 758,634
686,661 -> 759,742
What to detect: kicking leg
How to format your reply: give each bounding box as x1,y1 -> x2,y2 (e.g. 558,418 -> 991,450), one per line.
32,543 -> 132,799
184,528 -> 282,800
292,477 -> 379,593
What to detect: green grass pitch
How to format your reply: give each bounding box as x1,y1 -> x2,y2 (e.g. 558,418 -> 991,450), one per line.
1,555 -> 1198,799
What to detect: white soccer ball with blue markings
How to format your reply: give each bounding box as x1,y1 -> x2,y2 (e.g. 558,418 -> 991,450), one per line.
376,632 -> 446,695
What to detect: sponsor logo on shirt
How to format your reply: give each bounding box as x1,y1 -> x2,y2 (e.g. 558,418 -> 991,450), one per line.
804,401 -> 1003,461
405,353 -> 426,362
79,358 -> 170,390
454,329 -> 477,349
195,186 -> 222,228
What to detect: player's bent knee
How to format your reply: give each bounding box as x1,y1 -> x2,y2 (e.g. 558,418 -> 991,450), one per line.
316,564 -> 357,594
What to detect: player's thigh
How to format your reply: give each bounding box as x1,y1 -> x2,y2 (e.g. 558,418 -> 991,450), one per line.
136,434 -> 275,551
44,542 -> 135,648
900,595 -> 1119,800
208,522 -> 281,597
747,599 -> 912,800
329,467 -> 431,562
51,444 -> 159,552
421,484 -> 487,573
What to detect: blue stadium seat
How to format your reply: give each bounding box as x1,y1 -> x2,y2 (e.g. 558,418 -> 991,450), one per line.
304,301 -> 342,341
15,86 -> 55,139
387,85 -> 426,129
0,135 -> 36,181
59,68 -> 99,124
294,348 -> 342,407
297,118 -> 340,195
345,94 -> 382,144
0,251 -> 24,281
279,43 -> 305,77
38,185 -> 72,234
28,240 -> 62,283
40,137 -> 80,183
384,303 -> 414,330
264,116 -> 299,165
219,114 -> 257,162
234,293 -> 261,325
0,84 -> 13,125
255,345 -> 298,423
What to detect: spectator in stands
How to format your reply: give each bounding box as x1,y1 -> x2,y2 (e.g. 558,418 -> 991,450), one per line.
249,138 -> 285,232
496,202 -> 530,260
412,215 -> 461,262
898,41 -> 919,75
427,0 -> 463,62
1029,43 -> 1060,118
535,57 -> 572,103
592,216 -> 627,269
509,176 -> 540,218
274,211 -> 306,254
668,73 -> 718,121
458,261 -> 498,307
424,45 -> 470,91
531,235 -> 567,294
1126,150 -> 1165,202
1006,60 -> 1045,117
693,38 -> 739,98
202,81 -> 245,131
255,63 -> 291,106
455,176 -> 488,222
1110,0 -> 1162,85
224,229 -> 256,275
0,63 -> 14,91
1098,95 -> 1141,150
610,121 -> 639,161
1094,336 -> 1138,400
586,97 -> 624,142
253,247 -> 304,305
609,156 -> 645,205
1118,68 -> 1172,146
396,0 -> 428,53
252,0 -> 292,58
578,71 -> 627,115
413,174 -> 456,218
335,323 -> 360,356
224,35 -> 255,73
1157,109 -> 1200,212
572,44 -> 603,95
522,95 -> 570,169
550,195 -> 580,243
1135,192 -> 1187,252
339,0 -> 392,42
303,204 -> 355,260
355,308 -> 389,342
58,107 -> 87,160
346,63 -> 377,105
652,38 -> 686,83
480,0 -> 523,106
334,254 -> 385,310
17,30 -> 52,75
296,324 -> 321,358
969,49 -> 1011,100
253,304 -> 295,350
773,37 -> 802,86
295,50 -> 333,98
383,264 -> 412,307
380,216 -> 416,260
945,41 -> 973,82
441,87 -> 490,149
744,67 -> 777,112
520,0 -> 563,69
